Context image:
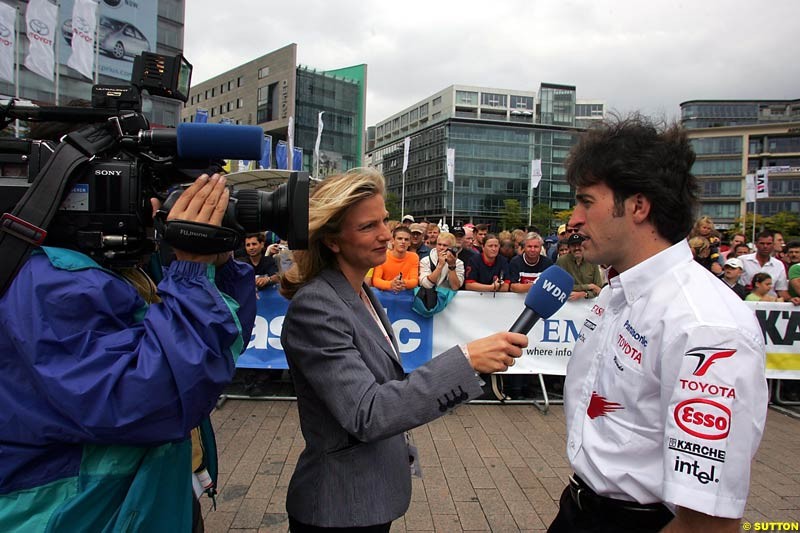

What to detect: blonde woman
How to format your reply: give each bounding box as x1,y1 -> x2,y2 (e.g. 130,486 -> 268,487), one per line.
419,231 -> 464,290
279,168 -> 527,532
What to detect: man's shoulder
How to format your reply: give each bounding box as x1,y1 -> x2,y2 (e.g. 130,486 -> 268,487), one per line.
789,263 -> 800,278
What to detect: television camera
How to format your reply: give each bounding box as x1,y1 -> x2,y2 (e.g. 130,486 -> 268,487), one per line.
0,52 -> 308,283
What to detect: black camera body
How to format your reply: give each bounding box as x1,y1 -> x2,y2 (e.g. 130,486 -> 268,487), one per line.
0,52 -> 308,268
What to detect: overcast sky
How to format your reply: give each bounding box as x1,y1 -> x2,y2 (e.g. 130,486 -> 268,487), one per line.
184,0 -> 798,126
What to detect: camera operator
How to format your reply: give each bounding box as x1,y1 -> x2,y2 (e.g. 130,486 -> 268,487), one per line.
0,173 -> 256,531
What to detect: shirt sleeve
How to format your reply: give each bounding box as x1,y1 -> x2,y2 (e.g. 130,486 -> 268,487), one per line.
660,324 -> 768,518
372,262 -> 392,290
508,257 -> 521,283
419,256 -> 435,289
403,253 -> 420,289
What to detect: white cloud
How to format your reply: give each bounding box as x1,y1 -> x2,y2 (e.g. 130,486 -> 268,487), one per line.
184,0 -> 799,125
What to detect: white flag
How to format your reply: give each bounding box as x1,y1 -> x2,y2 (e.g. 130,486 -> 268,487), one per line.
24,0 -> 57,81
313,111 -> 324,168
756,168 -> 769,199
745,174 -> 755,203
0,3 -> 17,83
446,147 -> 455,183
287,116 -> 294,171
66,0 -> 98,80
402,137 -> 410,174
531,159 -> 543,189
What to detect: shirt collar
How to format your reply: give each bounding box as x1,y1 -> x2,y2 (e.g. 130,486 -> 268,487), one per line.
609,240 -> 692,306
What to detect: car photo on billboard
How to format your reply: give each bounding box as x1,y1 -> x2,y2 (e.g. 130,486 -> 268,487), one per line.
62,15 -> 150,61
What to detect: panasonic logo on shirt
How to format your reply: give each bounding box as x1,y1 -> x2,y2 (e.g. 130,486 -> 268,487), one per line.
623,320 -> 648,346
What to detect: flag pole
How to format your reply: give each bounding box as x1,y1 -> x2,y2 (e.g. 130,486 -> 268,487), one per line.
14,6 -> 20,138
92,5 -> 99,84
528,147 -> 535,227
54,1 -> 60,104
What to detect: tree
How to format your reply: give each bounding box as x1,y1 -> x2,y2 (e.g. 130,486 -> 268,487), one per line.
500,199 -> 523,231
765,211 -> 800,240
554,209 -> 574,226
384,192 -> 401,221
729,212 -> 769,241
529,203 -> 555,234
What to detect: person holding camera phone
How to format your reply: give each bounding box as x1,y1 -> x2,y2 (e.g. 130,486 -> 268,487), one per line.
0,173 -> 256,531
419,231 -> 464,291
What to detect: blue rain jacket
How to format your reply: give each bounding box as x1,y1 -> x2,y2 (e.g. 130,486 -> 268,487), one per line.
0,247 -> 256,531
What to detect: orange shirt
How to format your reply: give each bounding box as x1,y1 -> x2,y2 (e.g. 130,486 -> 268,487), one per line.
372,251 -> 419,290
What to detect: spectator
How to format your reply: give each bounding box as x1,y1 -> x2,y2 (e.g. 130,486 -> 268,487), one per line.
400,214 -> 414,226
244,232 -> 279,290
728,243 -> 752,260
465,234 -> 510,293
786,241 -> 800,303
688,236 -> 722,275
425,223 -> 441,248
556,233 -> 604,300
739,230 -> 791,301
718,257 -> 747,299
419,232 -> 464,291
474,224 -> 489,252
452,226 -> 477,289
549,224 -> 569,262
408,223 -> 431,261
509,232 -> 554,293
773,231 -> 787,265
556,240 -> 570,258
722,233 -> 746,259
745,272 -> 783,302
499,238 -> 517,261
512,229 -> 526,253
372,226 -> 419,293
689,215 -> 723,267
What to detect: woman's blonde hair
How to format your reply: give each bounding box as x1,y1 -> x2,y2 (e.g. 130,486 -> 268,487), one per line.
437,232 -> 456,247
688,236 -> 710,254
280,167 -> 385,299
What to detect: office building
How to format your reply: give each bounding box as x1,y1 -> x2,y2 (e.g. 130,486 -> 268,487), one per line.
181,43 -> 367,174
681,100 -> 800,228
367,84 -> 603,228
0,0 -> 186,131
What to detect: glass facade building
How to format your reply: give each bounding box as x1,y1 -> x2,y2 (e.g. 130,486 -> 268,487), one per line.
182,44 -> 366,174
681,99 -> 800,129
368,85 -> 594,228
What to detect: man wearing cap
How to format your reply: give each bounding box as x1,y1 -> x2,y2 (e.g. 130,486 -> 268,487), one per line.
401,214 -> 415,226
556,233 -> 604,300
408,223 -> 431,261
549,224 -> 572,262
718,257 -> 747,300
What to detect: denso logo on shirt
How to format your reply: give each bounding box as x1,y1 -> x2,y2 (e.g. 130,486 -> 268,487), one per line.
674,399 -> 731,440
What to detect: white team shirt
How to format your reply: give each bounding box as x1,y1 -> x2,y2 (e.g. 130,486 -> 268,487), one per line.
738,252 -> 788,296
564,240 -> 768,519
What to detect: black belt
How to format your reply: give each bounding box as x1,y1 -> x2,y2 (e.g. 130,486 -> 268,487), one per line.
568,474 -> 673,526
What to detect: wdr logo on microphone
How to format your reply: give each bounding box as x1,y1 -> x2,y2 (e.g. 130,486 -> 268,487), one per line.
541,278 -> 568,304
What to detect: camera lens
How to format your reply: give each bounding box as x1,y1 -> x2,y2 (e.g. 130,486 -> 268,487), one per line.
228,172 -> 309,249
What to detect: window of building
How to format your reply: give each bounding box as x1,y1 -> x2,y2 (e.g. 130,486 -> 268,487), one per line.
227,81 -> 232,91
481,92 -> 507,107
205,89 -> 209,99
220,83 -> 224,94
410,108 -> 418,122
237,98 -> 244,109
432,112 -> 441,120
510,95 -> 533,109
256,82 -> 279,123
419,103 -> 429,117
456,91 -> 478,105
689,136 -> 742,155
401,114 -> 409,127
258,66 -> 270,79
691,158 -> 742,176
237,76 -> 243,87
433,96 -> 442,106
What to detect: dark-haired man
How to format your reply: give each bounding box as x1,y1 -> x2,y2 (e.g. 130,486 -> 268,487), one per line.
244,232 -> 279,290
739,231 -> 790,301
548,116 -> 767,533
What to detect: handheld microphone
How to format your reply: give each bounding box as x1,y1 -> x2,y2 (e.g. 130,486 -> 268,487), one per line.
509,265 -> 574,334
139,123 -> 264,160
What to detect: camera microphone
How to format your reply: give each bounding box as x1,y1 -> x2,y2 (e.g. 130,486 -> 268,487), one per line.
139,123 -> 264,160
509,265 -> 574,335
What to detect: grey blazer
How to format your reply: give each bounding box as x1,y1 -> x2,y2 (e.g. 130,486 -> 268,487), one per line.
280,268 -> 484,528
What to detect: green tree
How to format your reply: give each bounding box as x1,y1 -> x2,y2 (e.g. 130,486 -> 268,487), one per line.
529,203 -> 555,234
765,211 -> 800,240
384,192 -> 401,221
729,212 -> 769,240
500,199 -> 523,231
554,209 -> 574,226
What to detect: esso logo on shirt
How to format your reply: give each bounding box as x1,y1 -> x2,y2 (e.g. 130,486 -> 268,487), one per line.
674,399 -> 731,440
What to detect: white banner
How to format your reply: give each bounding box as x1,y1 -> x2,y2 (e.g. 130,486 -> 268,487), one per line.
66,0 -> 97,80
531,159 -> 543,189
402,136 -> 410,174
0,3 -> 16,83
287,116 -> 294,171
24,0 -> 57,81
756,168 -> 769,199
745,173 -> 755,203
313,111 -> 324,171
446,147 -> 455,183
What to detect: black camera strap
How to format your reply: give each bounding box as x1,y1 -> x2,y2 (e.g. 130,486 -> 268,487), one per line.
0,123 -> 118,296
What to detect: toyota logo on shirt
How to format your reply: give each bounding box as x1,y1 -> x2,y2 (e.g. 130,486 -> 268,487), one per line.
674,398 -> 731,440
684,347 -> 735,376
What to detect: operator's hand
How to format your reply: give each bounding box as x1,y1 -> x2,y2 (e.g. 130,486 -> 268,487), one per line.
465,332 -> 527,373
154,173 -> 231,266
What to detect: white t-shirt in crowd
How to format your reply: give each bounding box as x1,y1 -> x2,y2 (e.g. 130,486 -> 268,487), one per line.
564,240 -> 767,519
738,252 -> 788,297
